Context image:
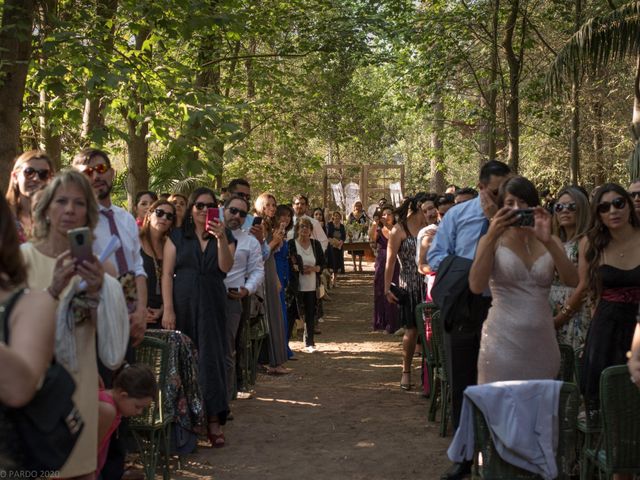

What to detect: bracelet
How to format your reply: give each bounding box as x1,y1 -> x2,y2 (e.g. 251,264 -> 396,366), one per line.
46,286 -> 60,301
560,305 -> 574,317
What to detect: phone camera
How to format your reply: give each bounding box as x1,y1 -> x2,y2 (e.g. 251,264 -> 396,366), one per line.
75,234 -> 84,245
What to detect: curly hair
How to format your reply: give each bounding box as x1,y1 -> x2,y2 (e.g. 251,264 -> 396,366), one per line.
585,183 -> 640,302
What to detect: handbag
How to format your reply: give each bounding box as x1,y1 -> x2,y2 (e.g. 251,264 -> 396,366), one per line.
389,283 -> 410,305
1,289 -> 84,470
316,283 -> 326,299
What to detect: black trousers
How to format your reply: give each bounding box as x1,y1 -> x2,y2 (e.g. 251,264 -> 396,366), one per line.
443,297 -> 491,430
298,291 -> 316,346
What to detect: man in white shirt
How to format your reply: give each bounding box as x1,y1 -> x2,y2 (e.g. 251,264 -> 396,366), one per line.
72,148 -> 147,347
223,195 -> 265,403
289,194 -> 328,250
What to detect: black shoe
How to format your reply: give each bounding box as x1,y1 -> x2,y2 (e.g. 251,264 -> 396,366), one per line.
440,461 -> 472,480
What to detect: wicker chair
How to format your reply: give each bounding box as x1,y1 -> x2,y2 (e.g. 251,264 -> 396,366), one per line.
472,382 -> 579,479
583,365 -> 640,478
130,336 -> 171,480
415,302 -> 438,402
430,310 -> 451,437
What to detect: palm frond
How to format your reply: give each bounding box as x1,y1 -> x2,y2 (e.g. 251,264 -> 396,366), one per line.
547,1 -> 640,93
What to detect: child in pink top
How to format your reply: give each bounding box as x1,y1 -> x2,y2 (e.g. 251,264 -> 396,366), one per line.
97,364 -> 157,474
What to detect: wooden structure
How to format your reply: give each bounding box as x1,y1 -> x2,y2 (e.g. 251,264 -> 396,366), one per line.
322,163 -> 405,212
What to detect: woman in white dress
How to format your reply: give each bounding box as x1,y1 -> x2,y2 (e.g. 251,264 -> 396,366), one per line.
469,176 -> 578,384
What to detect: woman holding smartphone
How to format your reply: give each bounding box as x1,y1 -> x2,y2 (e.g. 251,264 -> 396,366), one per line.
469,176 -> 578,384
162,187 -> 236,448
139,199 -> 176,328
255,193 -> 289,373
275,204 -> 295,358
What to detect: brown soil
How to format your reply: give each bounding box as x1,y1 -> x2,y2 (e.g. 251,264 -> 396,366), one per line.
172,260 -> 451,479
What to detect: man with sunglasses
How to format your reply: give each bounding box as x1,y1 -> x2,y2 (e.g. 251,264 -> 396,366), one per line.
72,147 -> 148,480
429,160 -> 511,480
222,195 -> 265,406
628,179 -> 640,217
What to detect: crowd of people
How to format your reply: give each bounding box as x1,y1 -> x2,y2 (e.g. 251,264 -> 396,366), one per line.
1,148 -> 639,478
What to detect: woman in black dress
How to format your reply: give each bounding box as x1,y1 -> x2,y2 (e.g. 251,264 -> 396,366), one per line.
139,199 -> 175,328
161,187 -> 236,447
578,184 -> 640,418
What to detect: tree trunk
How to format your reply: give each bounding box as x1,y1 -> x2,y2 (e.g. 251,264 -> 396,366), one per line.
81,0 -> 117,142
569,0 -> 581,185
503,0 -> 522,173
0,0 -> 36,192
124,28 -> 151,209
592,100 -> 605,186
479,0 -> 499,167
243,40 -> 256,133
430,94 -> 446,194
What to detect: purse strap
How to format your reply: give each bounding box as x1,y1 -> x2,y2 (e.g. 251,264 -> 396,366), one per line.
0,288 -> 26,343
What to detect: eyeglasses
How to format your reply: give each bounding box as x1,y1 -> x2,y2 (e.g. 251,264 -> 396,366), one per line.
597,197 -> 627,214
628,191 -> 640,199
554,202 -> 577,213
22,167 -> 51,181
227,206 -> 248,218
194,202 -> 216,211
79,163 -> 109,177
154,209 -> 175,221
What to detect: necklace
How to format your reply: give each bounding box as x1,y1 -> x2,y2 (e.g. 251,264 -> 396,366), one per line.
524,236 -> 532,256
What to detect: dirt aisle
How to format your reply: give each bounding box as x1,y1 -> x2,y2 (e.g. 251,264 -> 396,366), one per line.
175,264 -> 451,479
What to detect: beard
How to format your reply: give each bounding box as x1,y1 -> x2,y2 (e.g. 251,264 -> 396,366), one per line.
96,182 -> 112,200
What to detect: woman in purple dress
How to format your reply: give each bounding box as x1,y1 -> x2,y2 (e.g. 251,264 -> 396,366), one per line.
370,205 -> 399,332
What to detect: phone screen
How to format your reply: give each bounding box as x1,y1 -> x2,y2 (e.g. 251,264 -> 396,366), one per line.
252,216 -> 263,226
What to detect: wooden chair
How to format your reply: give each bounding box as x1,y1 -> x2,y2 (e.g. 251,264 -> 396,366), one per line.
583,365 -> 640,479
430,310 -> 451,437
130,336 -> 172,480
415,302 -> 438,401
472,382 -> 579,479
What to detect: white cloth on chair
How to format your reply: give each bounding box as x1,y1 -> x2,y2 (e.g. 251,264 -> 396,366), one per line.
448,380 -> 562,480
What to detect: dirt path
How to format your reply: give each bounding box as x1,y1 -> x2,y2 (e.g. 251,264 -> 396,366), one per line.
174,262 -> 451,479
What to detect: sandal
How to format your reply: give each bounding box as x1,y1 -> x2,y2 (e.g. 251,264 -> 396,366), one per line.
400,371 -> 412,391
207,422 -> 225,448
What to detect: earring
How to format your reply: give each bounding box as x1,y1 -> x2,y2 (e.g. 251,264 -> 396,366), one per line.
45,216 -> 50,225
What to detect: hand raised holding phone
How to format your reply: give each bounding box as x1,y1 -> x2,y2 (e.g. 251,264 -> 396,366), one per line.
206,207 -> 225,239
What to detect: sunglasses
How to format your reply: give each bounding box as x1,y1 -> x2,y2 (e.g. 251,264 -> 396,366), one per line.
227,206 -> 248,218
597,197 -> 626,214
154,209 -> 175,221
554,202 -> 577,213
628,191 -> 640,199
194,202 -> 216,211
80,163 -> 109,176
22,167 -> 51,181
235,192 -> 251,200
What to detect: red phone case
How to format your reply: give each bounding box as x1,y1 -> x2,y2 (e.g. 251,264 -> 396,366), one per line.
206,207 -> 220,224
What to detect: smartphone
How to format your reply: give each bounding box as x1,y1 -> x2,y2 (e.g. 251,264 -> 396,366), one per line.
513,209 -> 535,227
252,216 -> 263,226
67,227 -> 93,264
206,207 -> 221,225
228,287 -> 238,292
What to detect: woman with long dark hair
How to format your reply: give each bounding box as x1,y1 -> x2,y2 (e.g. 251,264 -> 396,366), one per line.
384,196 -> 426,390
370,205 -> 399,333
161,187 -> 236,447
274,204 -> 295,358
139,199 -> 176,328
578,183 -> 640,418
133,190 -> 158,228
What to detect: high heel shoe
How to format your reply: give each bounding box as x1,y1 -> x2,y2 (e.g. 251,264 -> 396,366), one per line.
400,371 -> 412,391
207,430 -> 225,448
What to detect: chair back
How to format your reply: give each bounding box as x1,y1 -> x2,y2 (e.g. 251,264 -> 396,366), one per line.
415,303 -> 438,365
573,347 -> 583,390
130,336 -> 170,428
472,382 -> 579,479
599,365 -> 640,473
430,310 -> 448,383
557,344 -> 574,382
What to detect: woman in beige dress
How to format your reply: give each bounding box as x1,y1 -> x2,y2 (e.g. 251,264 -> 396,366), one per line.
21,169 -> 110,479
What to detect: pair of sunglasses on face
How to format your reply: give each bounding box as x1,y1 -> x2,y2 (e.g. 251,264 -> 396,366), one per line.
628,191 -> 640,199
597,196 -> 627,214
154,209 -> 175,221
194,202 -> 216,211
227,206 -> 248,218
80,163 -> 109,176
554,202 -> 577,213
22,167 -> 51,181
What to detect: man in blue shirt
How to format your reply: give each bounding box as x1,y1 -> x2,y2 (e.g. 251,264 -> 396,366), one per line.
428,160 -> 511,480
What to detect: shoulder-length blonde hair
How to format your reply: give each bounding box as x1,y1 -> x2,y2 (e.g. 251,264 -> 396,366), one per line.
32,169 -> 99,241
5,150 -> 54,217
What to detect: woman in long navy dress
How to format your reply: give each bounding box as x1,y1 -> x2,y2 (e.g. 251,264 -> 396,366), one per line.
370,205 -> 399,333
162,187 -> 236,447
